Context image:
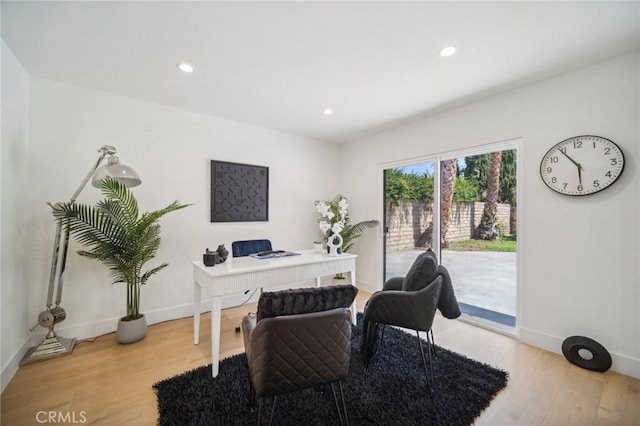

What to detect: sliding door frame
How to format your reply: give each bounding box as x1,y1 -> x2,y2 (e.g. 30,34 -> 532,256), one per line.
378,138 -> 523,336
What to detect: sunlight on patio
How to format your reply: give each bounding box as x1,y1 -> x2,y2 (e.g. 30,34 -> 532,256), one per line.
386,249 -> 516,317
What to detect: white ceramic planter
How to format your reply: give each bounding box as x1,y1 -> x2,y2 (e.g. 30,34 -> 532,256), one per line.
116,314 -> 147,344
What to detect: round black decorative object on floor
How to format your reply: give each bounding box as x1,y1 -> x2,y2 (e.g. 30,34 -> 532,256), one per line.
561,336 -> 612,372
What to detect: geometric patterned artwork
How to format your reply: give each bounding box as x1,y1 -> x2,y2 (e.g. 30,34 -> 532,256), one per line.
210,160 -> 269,222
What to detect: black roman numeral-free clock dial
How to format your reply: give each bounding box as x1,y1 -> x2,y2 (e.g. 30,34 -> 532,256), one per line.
540,135 -> 624,196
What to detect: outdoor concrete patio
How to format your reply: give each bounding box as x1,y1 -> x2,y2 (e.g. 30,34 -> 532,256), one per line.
386,249 -> 516,317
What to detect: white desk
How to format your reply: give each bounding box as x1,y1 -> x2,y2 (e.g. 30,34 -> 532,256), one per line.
192,250 -> 358,377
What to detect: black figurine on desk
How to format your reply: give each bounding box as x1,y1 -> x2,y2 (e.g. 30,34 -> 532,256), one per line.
203,249 -> 218,267
216,244 -> 229,263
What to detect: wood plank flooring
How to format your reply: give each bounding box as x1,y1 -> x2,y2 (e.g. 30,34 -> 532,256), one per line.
2,291 -> 638,425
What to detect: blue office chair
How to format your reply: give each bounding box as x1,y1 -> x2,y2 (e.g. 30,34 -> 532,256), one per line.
231,239 -> 273,335
232,239 -> 272,257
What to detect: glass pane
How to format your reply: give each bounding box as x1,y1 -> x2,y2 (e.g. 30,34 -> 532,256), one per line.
440,151 -> 517,327
384,162 -> 435,281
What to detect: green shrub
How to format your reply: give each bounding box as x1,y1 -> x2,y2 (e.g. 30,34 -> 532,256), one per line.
453,177 -> 480,202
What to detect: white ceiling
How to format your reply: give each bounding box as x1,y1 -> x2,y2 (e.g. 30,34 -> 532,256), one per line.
3,1 -> 639,143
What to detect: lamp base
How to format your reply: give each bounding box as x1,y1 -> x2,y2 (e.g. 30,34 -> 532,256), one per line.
20,330 -> 76,366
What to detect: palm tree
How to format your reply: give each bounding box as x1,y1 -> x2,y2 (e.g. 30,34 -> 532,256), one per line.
418,160 -> 457,249
475,151 -> 502,240
53,178 -> 189,321
440,159 -> 458,247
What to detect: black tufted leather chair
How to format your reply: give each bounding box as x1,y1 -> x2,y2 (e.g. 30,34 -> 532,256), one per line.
241,285 -> 358,425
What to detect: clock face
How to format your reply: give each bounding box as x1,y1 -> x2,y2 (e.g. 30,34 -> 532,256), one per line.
540,135 -> 624,196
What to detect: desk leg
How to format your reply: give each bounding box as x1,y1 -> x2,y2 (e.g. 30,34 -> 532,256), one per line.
193,282 -> 201,345
349,269 -> 357,324
211,297 -> 222,378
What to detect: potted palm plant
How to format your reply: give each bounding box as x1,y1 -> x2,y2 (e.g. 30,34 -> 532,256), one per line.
315,195 -> 378,276
53,178 -> 189,343
315,195 -> 378,252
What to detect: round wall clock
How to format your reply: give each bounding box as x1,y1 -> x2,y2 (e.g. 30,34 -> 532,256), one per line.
540,135 -> 625,196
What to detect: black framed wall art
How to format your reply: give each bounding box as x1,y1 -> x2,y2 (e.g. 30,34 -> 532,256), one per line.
210,160 -> 269,222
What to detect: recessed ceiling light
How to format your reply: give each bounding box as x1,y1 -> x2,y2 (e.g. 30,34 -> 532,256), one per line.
323,108 -> 334,116
439,46 -> 457,57
177,63 -> 194,73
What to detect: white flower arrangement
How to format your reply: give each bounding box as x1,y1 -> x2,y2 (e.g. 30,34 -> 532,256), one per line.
315,195 -> 348,241
315,195 -> 378,255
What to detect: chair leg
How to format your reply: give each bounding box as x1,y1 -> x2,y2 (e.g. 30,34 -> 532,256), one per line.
257,398 -> 263,426
416,331 -> 434,390
429,329 -> 437,358
268,396 -> 277,426
339,381 -> 349,426
330,382 -> 349,426
330,383 -> 345,426
247,372 -> 255,411
426,336 -> 435,389
362,320 -> 378,369
256,397 -> 277,426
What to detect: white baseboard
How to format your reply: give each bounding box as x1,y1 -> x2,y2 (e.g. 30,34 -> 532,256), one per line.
355,279 -> 379,295
41,296 -> 261,343
1,338 -> 30,393
520,327 -> 640,379
30,281 -> 320,343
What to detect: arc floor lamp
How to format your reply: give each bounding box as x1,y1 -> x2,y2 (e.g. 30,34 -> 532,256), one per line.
20,145 -> 141,365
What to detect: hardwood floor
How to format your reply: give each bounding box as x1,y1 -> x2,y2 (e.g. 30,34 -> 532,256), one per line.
2,291 -> 638,425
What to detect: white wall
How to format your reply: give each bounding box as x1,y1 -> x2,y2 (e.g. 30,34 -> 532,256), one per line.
4,43 -> 638,392
1,41 -> 30,391
24,77 -> 341,342
340,51 -> 640,378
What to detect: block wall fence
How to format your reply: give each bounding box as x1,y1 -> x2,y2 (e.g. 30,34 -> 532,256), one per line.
385,200 -> 515,251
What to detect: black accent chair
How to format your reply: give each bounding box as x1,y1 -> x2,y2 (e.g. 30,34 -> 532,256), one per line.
361,249 -> 460,389
242,285 -> 358,426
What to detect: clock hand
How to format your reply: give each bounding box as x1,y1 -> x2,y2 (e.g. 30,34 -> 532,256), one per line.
558,148 -> 584,183
577,164 -> 583,185
558,148 -> 581,168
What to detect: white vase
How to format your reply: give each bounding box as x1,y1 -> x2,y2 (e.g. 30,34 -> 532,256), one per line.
327,233 -> 343,257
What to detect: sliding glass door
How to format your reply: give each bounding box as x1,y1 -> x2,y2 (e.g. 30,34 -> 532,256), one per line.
383,143 -> 519,330
438,150 -> 517,328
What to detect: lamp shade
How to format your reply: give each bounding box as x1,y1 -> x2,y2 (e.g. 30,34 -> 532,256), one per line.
91,156 -> 142,188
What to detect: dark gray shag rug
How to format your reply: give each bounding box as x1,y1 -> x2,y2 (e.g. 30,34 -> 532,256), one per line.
154,315 -> 508,425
